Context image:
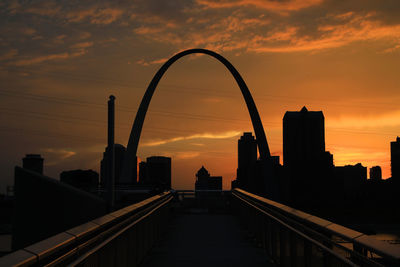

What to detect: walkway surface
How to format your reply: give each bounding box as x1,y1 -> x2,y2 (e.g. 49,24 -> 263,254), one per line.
140,211 -> 275,267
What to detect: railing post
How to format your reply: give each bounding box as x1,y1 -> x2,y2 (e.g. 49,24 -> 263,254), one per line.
289,231 -> 297,267
304,239 -> 312,267
271,221 -> 278,262
266,217 -> 272,256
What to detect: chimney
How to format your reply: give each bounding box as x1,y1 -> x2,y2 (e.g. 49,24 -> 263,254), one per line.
107,95 -> 115,211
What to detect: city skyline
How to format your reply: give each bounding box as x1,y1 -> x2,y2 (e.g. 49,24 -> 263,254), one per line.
1,0 -> 400,191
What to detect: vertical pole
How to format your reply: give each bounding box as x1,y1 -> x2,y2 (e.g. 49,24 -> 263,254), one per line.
107,95 -> 116,211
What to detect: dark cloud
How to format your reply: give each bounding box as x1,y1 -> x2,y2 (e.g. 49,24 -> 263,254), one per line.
2,0 -> 400,68
133,0 -> 195,22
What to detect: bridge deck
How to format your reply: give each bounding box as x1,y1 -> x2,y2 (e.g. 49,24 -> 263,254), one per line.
140,210 -> 275,267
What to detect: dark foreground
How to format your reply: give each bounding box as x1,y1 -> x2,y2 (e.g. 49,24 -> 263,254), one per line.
140,211 -> 275,267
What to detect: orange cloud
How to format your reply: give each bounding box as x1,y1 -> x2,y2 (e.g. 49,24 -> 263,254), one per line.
79,32 -> 92,40
136,57 -> 169,66
6,0 -> 21,14
175,151 -> 201,159
0,49 -> 18,61
382,43 -> 400,53
211,14 -> 270,32
21,27 -> 36,36
12,50 -> 86,66
70,41 -> 94,49
142,131 -> 241,147
54,34 -> 67,44
65,7 -> 123,24
250,13 -> 400,53
197,0 -> 323,13
23,1 -> 61,17
43,148 -> 76,159
42,148 -> 76,166
9,1 -> 125,25
261,26 -> 298,42
133,9 -> 400,57
133,26 -> 163,35
90,8 -> 124,24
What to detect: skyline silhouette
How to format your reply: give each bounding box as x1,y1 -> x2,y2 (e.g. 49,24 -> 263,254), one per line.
1,1 -> 400,265
4,94 -> 399,261
2,1 -> 400,193
1,99 -> 398,193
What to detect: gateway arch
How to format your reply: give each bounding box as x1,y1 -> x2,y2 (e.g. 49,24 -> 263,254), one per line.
121,48 -> 271,181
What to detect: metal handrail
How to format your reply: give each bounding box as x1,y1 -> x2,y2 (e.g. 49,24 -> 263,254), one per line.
234,191 -> 358,266
68,194 -> 172,266
233,188 -> 400,266
0,191 -> 173,266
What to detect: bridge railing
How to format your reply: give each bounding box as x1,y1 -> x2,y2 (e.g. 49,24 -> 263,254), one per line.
0,191 -> 173,267
232,188 -> 400,267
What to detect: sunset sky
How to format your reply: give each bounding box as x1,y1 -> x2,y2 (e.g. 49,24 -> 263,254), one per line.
1,0 -> 400,192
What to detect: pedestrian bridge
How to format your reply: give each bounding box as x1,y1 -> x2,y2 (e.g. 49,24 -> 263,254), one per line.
1,189 -> 399,266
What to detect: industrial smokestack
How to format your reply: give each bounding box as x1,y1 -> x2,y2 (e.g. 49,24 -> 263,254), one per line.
108,95 -> 115,148
107,95 -> 115,211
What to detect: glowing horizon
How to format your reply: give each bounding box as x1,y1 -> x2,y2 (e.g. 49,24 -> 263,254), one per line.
1,0 -> 399,191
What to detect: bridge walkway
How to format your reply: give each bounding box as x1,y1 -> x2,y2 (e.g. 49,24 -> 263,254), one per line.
140,210 -> 275,267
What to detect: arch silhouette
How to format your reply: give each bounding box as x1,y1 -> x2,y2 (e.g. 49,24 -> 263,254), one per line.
121,48 -> 271,181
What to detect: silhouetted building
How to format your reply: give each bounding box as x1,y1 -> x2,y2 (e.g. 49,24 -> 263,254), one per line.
60,169 -> 99,193
101,144 -> 137,186
334,163 -> 367,199
195,166 -> 222,191
138,161 -> 147,184
370,166 -> 382,180
236,132 -> 257,191
195,166 -> 210,190
231,133 -> 281,197
282,107 -> 334,206
321,151 -> 334,169
22,154 -> 43,174
283,106 -> 325,167
146,156 -> 171,190
271,156 -> 280,165
391,136 -> 400,179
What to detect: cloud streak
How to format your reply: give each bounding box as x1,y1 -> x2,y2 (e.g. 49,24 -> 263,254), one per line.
175,151 -> 201,159
11,50 -> 87,66
142,131 -> 241,147
65,7 -> 124,24
136,57 -> 169,66
43,148 -> 76,159
0,49 -> 18,61
327,109 -> 400,129
197,0 -> 323,13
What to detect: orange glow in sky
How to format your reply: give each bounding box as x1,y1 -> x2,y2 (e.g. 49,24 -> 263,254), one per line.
1,0 -> 400,191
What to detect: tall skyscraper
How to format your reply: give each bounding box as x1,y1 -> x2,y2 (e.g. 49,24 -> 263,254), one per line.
282,107 -> 334,207
283,106 -> 325,167
391,137 -> 400,179
22,154 -> 44,174
236,132 -> 257,191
